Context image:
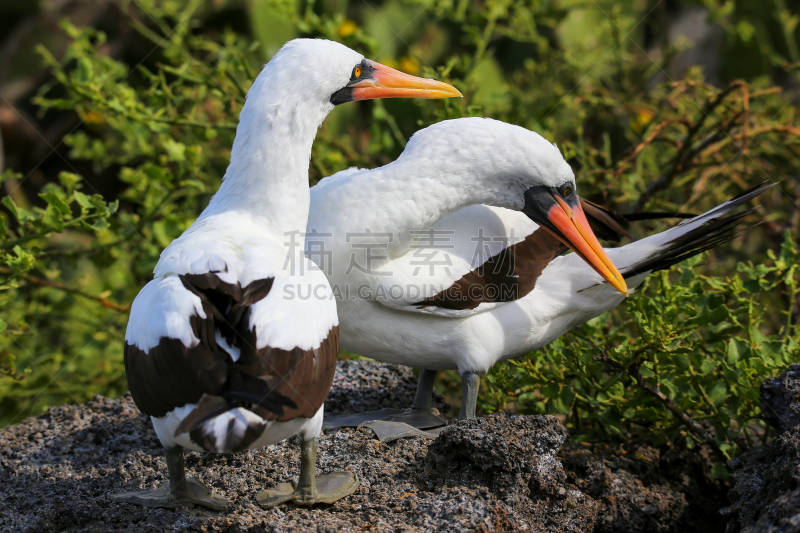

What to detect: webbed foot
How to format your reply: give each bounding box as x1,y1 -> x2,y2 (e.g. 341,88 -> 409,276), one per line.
108,445 -> 228,511
323,407 -> 446,430
108,478 -> 228,510
257,471 -> 359,508
256,437 -> 359,509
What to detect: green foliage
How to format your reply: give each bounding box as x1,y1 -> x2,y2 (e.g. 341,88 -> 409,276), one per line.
479,235 -> 800,462
1,0 -> 798,469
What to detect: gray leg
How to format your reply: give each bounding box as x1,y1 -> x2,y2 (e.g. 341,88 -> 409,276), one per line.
257,437 -> 359,509
459,371 -> 480,419
166,445 -> 190,500
322,368 -> 446,433
108,446 -> 228,510
293,436 -> 320,505
412,369 -> 437,410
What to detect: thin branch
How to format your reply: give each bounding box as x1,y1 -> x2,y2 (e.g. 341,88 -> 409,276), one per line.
1,216 -> 92,250
0,267 -> 130,312
593,350 -> 720,452
632,82 -> 743,211
148,117 -> 237,130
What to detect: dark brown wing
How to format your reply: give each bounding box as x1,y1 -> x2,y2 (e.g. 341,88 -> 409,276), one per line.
236,324 -> 339,422
415,228 -> 564,310
415,198 -> 631,311
124,272 -> 306,423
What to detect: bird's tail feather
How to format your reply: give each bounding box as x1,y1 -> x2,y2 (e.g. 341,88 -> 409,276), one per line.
618,183 -> 774,278
170,395 -> 260,453
173,373 -> 297,453
575,183 -> 774,298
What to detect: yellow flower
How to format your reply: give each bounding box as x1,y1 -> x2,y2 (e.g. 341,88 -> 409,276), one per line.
399,56 -> 420,75
338,20 -> 358,38
631,108 -> 655,132
81,109 -> 104,126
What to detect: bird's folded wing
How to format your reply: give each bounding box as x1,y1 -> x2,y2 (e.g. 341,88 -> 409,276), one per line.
125,248 -> 338,422
364,205 -> 545,317
370,200 -> 631,318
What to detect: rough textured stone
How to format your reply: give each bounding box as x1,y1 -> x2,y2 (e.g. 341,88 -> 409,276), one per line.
420,413 -> 598,532
559,442 -> 728,533
0,361 -> 733,532
722,426 -> 800,532
761,363 -> 800,435
722,364 -> 800,533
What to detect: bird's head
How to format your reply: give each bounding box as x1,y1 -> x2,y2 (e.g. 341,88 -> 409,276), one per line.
261,39 -> 461,111
520,173 -> 628,297
402,118 -> 628,296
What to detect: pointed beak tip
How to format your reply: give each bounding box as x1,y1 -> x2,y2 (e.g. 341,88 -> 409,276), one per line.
616,279 -> 629,297
545,196 -> 628,298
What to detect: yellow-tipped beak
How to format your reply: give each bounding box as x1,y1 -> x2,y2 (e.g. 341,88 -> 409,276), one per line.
548,195 -> 628,296
350,60 -> 462,100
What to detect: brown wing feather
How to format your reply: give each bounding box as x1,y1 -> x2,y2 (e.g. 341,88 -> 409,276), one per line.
415,198 -> 630,310
236,324 -> 338,421
124,316 -> 229,418
416,228 -> 564,310
124,272 -> 325,424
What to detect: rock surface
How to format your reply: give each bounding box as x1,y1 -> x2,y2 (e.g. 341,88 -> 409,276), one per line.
422,414 -> 598,532
760,363 -> 800,435
722,363 -> 800,533
560,440 -> 726,533
0,361 -> 729,532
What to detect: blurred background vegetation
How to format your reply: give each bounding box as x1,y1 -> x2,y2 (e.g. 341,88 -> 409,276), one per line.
1,0 -> 799,469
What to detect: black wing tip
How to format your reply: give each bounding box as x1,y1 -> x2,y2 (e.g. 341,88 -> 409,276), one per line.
729,181 -> 776,202
622,182 -> 775,223
622,187 -> 769,277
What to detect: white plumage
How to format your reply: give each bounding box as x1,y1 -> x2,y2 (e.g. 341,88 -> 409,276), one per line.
309,117 -> 768,422
112,38 -> 461,510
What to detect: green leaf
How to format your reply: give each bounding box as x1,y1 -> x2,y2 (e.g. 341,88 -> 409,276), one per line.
75,57 -> 94,82
58,172 -> 83,193
711,463 -> 730,480
692,303 -> 730,326
41,205 -> 65,232
142,164 -> 172,184
708,383 -> 728,405
88,195 -> 110,216
727,338 -> 749,365
1,197 -> 34,224
91,218 -> 110,232
39,191 -> 72,215
554,385 -> 576,414
73,191 -> 93,212
164,139 -> 186,162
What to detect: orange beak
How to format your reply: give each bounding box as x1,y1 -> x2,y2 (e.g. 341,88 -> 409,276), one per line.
349,60 -> 462,101
547,195 -> 628,296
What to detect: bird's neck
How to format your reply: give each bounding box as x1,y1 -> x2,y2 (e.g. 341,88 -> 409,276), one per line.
198,82 -> 331,242
341,157 -> 527,256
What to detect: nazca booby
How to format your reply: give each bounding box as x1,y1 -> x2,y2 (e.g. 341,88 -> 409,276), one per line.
109,39 -> 460,509
307,117 -> 772,431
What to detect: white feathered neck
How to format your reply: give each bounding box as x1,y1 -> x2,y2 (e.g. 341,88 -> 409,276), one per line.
310,118 -> 574,258
155,40 -> 364,277
198,50 -> 336,237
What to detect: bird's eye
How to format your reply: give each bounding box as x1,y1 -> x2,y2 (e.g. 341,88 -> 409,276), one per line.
562,186 -> 572,196
353,66 -> 362,78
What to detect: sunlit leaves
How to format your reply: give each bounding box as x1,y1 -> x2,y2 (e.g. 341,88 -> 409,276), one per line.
480,235 -> 800,458
0,0 -> 797,462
